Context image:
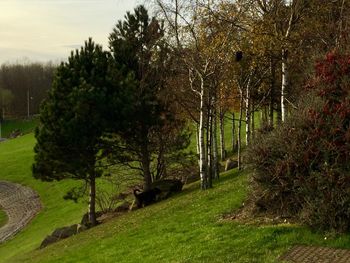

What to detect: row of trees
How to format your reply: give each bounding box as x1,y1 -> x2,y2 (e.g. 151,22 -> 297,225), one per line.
151,0 -> 350,188
0,62 -> 55,118
33,1 -> 350,228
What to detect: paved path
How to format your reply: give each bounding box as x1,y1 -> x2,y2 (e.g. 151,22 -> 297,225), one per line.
0,181 -> 41,243
280,245 -> 350,263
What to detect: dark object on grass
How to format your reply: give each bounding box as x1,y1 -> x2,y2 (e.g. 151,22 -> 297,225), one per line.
151,179 -> 183,199
81,211 -> 103,226
115,201 -> 131,212
40,224 -> 87,249
235,51 -> 243,62
9,129 -> 22,138
224,159 -> 238,171
133,188 -> 162,208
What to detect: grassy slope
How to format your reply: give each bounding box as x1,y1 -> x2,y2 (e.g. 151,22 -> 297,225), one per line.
0,134 -> 86,262
1,117 -> 350,262
10,170 -> 350,263
1,118 -> 39,138
0,208 -> 7,227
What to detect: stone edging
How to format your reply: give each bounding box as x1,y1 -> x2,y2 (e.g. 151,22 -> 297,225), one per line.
280,245 -> 350,262
0,181 -> 42,243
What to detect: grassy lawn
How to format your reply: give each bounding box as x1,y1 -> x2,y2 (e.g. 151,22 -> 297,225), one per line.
0,134 -> 86,263
1,118 -> 39,138
1,118 -> 350,262
8,169 -> 350,263
0,208 -> 7,228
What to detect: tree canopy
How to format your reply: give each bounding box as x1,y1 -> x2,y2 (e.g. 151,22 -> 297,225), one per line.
108,5 -> 179,191
33,38 -> 131,225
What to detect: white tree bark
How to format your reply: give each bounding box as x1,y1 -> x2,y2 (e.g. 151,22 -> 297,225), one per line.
245,79 -> 251,146
219,108 -> 226,160
269,57 -> 275,127
199,78 -> 207,190
195,123 -> 200,155
88,173 -> 97,226
238,94 -> 243,170
251,107 -> 255,139
281,48 -> 288,122
232,112 -> 236,152
206,99 -> 213,187
213,100 -> 219,179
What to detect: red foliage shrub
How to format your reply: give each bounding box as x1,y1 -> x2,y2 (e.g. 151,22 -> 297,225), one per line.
246,51 -> 350,232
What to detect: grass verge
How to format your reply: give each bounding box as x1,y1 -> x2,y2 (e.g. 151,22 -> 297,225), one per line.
8,169 -> 350,263
0,208 -> 7,228
1,118 -> 39,138
0,134 -> 86,263
1,118 -> 350,262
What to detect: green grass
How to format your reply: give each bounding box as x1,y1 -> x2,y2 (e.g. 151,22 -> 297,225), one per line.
1,118 -> 350,262
0,208 -> 7,228
0,134 -> 86,262
7,169 -> 350,263
1,118 -> 39,138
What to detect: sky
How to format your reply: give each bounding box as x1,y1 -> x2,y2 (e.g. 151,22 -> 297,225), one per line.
0,0 -> 141,64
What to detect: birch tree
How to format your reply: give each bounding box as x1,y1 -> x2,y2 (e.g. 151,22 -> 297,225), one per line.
154,0 -> 233,188
255,0 -> 307,122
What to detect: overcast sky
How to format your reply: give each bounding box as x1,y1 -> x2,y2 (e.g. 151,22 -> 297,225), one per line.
0,0 -> 141,64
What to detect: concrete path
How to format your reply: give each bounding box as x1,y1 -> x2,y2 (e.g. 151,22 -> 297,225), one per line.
0,181 -> 41,243
280,245 -> 350,263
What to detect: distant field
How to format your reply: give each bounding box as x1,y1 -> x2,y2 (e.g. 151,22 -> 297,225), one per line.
0,208 -> 7,228
1,118 -> 39,138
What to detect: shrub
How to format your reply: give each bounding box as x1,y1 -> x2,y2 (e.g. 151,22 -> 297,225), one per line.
246,51 -> 350,232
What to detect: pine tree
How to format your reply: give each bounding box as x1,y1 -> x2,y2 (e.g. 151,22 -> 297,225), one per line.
32,38 -> 127,226
109,5 -> 171,191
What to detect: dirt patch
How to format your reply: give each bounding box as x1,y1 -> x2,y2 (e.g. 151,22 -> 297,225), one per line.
221,198 -> 297,226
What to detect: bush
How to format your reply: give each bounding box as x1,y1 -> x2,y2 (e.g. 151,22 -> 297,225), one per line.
246,51 -> 350,232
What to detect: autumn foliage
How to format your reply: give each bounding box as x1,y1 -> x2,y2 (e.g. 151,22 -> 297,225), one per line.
246,52 -> 350,232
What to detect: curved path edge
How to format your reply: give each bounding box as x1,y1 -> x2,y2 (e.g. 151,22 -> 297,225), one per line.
0,181 -> 41,243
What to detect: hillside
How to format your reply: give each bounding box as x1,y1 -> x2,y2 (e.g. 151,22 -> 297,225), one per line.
0,129 -> 350,262
1,118 -> 39,139
0,134 -> 85,262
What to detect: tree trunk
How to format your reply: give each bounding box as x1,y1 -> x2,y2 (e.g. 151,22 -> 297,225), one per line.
207,97 -> 213,188
195,122 -> 200,155
281,48 -> 288,122
238,94 -> 243,170
245,86 -> 251,146
269,57 -> 275,127
141,138 -> 152,191
261,107 -> 268,127
213,100 -> 219,179
219,107 -> 226,161
199,82 -> 207,190
88,173 -> 97,226
251,108 -> 255,139
232,112 -> 236,152
264,106 -> 268,126
27,89 -> 30,119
